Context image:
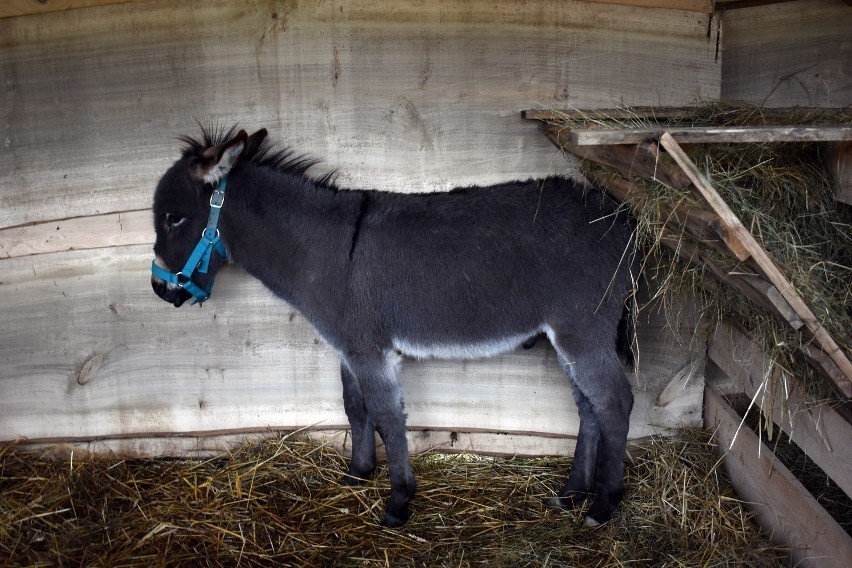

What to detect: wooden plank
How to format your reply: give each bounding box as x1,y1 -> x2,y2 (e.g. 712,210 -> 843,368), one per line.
0,245 -> 704,453
0,209 -> 152,259
544,126 -> 694,189
522,107 -> 851,123
826,141 -> 852,205
522,107 -> 695,122
18,429 -> 581,460
660,133 -> 852,396
581,0 -> 714,12
569,125 -> 852,146
0,0 -> 720,229
708,326 -> 852,500
721,0 -> 852,107
704,387 -> 852,568
0,0 -> 141,19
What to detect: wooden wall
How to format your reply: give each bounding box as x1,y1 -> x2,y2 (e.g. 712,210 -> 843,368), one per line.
720,0 -> 851,108
5,0 -> 838,456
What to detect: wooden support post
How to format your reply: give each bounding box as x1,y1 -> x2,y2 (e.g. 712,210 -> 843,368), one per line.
660,133 -> 852,397
826,141 -> 852,205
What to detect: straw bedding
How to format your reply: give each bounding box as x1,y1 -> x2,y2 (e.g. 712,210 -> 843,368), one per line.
1,431 -> 785,566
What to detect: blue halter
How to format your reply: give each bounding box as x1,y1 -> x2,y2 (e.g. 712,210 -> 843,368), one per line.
151,178 -> 229,304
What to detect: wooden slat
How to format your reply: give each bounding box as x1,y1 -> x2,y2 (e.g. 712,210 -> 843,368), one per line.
826,141 -> 852,205
704,387 -> 852,568
708,326 -> 852,499
0,210 -> 152,259
660,133 -> 852,396
569,125 -> 852,146
581,0 -> 714,12
0,0 -> 721,230
0,0 -> 141,19
522,107 -> 698,122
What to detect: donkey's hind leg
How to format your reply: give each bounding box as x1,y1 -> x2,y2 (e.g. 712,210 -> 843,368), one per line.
550,330 -> 633,526
340,363 -> 377,485
546,382 -> 600,509
344,352 -> 416,527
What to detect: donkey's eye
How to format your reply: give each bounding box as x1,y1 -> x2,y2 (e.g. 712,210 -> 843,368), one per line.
164,213 -> 187,228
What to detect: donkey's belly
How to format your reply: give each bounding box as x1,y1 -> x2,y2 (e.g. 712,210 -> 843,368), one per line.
392,328 -> 546,361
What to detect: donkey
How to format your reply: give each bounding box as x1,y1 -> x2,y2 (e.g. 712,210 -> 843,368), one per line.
151,126 -> 636,528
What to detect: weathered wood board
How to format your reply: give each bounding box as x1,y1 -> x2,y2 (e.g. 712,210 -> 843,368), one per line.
0,0 -> 721,229
0,245 -> 704,452
720,0 -> 852,107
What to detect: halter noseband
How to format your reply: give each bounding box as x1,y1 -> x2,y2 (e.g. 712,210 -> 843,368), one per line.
151,178 -> 229,304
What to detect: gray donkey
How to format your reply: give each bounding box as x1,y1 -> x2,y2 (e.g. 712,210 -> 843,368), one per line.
151,126 -> 636,527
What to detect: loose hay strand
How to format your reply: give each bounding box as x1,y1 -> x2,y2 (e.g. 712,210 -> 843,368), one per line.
0,433 -> 786,566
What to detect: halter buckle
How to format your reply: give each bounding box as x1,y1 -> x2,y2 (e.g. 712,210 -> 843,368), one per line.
210,189 -> 225,208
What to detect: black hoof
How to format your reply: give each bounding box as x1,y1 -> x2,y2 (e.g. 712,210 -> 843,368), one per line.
380,508 -> 412,528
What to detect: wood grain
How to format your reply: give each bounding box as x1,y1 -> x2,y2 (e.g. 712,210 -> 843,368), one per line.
0,209 -> 152,258
0,0 -> 720,229
569,125 -> 852,146
704,387 -> 852,568
720,0 -> 852,107
0,0 -> 142,19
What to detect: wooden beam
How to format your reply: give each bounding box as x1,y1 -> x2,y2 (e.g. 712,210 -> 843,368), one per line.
521,107 -> 852,123
704,387 -> 852,568
581,0 -> 714,12
543,125 -> 694,189
0,0 -> 142,19
569,126 -> 852,146
660,133 -> 852,396
708,326 -> 852,499
521,107 -> 697,122
826,141 -> 852,205
0,210 -> 152,259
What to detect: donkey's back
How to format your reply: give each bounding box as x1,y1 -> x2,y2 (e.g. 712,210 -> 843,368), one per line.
347,177 -> 633,359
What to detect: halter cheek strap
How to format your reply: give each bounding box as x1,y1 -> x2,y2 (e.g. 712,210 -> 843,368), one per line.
151,177 -> 229,304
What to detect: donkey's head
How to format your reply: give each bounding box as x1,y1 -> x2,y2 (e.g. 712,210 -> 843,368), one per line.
151,127 -> 267,307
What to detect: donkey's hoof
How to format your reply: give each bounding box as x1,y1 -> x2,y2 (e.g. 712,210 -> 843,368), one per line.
582,515 -> 604,528
380,508 -> 412,528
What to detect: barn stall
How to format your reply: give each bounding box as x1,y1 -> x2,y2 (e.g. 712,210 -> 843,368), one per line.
1,0 -> 850,565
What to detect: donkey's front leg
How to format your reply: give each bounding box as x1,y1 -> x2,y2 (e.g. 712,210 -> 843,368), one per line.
345,353 -> 416,527
340,363 -> 377,484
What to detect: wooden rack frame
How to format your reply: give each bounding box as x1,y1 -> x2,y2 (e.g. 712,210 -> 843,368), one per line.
525,111 -> 852,398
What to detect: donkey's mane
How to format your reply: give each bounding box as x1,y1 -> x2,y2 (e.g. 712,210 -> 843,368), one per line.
179,124 -> 337,186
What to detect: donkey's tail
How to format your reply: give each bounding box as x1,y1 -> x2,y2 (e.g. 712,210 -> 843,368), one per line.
616,299 -> 635,371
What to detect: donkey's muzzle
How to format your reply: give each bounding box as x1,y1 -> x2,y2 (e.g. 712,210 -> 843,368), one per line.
151,276 -> 192,307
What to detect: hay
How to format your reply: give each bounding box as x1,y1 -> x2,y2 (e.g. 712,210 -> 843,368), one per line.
546,103 -> 852,404
0,432 -> 785,566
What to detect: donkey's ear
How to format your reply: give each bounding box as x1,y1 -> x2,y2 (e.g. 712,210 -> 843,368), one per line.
242,128 -> 268,159
198,129 -> 248,185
